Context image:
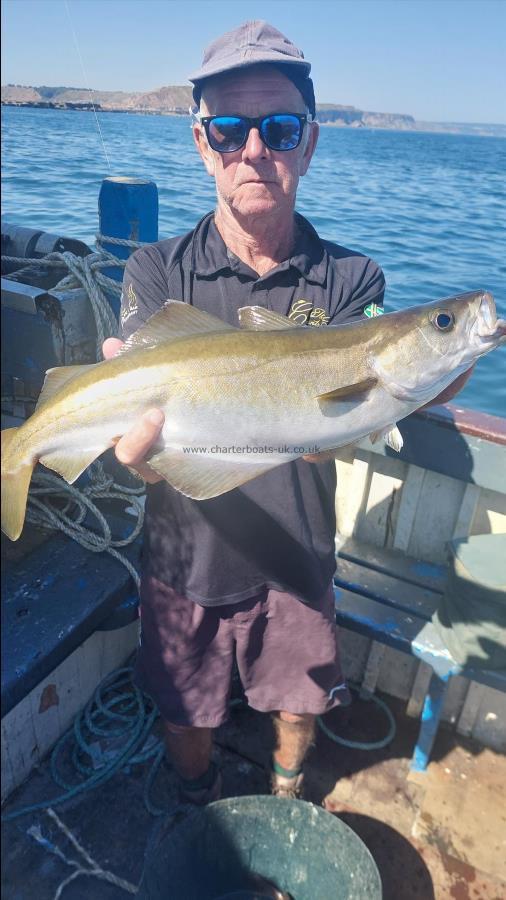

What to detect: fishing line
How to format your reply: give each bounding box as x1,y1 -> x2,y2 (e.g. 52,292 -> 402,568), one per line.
63,0 -> 112,173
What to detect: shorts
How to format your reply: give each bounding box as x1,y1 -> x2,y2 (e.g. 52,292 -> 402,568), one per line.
134,577 -> 350,727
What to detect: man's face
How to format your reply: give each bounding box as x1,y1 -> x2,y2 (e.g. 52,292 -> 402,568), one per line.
193,66 -> 319,220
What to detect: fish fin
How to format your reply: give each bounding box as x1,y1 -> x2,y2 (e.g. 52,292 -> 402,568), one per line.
317,379 -> 377,414
39,446 -> 109,484
35,364 -> 98,410
369,424 -> 404,452
304,443 -> 357,464
238,306 -> 300,330
1,427 -> 35,541
147,450 -> 275,500
116,300 -> 236,356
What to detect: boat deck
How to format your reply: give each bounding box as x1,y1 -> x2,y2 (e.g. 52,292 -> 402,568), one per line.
2,691 -> 505,899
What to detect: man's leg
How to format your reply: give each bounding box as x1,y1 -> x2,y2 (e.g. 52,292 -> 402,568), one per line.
134,578 -> 237,804
234,585 -> 350,799
273,711 -> 316,772
163,720 -> 221,802
163,721 -> 213,781
271,711 -> 316,797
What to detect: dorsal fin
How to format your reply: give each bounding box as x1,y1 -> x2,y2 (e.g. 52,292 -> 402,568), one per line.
238,306 -> 300,331
36,364 -> 97,410
116,299 -> 236,356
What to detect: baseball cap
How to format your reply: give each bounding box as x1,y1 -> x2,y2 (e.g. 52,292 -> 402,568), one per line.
188,20 -> 316,117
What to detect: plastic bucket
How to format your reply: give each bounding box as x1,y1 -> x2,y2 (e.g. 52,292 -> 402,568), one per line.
138,796 -> 382,899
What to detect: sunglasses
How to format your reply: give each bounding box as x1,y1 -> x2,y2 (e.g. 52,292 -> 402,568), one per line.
198,113 -> 308,153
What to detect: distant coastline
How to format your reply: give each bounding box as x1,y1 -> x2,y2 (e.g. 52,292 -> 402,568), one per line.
2,83 -> 505,138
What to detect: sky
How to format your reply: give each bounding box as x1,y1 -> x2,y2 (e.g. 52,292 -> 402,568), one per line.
1,0 -> 505,124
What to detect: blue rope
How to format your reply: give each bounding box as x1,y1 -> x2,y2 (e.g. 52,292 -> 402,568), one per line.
317,684 -> 396,750
2,667 -> 167,822
2,672 -> 396,823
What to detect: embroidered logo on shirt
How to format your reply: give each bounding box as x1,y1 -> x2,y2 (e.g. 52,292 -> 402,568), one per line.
120,282 -> 138,325
364,302 -> 384,318
288,299 -> 330,327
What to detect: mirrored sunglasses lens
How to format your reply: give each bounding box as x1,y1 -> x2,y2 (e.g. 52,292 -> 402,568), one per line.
262,115 -> 302,150
208,117 -> 247,151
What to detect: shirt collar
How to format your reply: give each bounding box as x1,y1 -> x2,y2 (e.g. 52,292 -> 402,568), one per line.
190,212 -> 328,285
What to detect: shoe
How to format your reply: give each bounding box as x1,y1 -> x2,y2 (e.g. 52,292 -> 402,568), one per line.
178,767 -> 222,806
270,769 -> 304,800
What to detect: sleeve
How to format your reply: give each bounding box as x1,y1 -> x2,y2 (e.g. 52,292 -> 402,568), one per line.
119,246 -> 171,341
329,257 -> 386,327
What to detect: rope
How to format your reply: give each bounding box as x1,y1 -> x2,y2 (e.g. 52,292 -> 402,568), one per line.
25,462 -> 145,590
1,233 -> 148,356
317,683 -> 396,750
1,667 -> 166,824
2,234 -> 150,582
28,808 -> 138,898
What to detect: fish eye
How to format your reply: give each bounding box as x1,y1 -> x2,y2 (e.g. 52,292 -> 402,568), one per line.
431,311 -> 455,332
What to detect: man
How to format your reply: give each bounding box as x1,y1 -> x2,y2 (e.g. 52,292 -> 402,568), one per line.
104,21 -> 472,805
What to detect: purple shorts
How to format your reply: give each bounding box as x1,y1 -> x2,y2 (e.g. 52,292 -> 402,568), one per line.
134,578 -> 351,727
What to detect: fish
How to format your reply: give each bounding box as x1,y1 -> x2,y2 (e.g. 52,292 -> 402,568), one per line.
1,289 -> 505,541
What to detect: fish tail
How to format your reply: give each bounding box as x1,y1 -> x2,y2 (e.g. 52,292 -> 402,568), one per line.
1,427 -> 34,541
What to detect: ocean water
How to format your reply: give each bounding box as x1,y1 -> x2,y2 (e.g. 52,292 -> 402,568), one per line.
1,106 -> 505,418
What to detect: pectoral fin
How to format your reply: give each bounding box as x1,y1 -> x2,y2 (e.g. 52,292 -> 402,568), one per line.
317,379 -> 376,415
147,450 -> 275,499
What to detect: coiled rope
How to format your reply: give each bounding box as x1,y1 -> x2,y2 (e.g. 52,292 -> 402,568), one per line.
2,232 -> 144,354
25,462 -> 145,590
2,234 -> 149,584
2,665 -> 162,896
2,666 -> 396,895
1,667 -> 166,824
317,683 -> 396,750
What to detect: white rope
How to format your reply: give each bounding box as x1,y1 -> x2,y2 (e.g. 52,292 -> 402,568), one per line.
2,234 -> 147,356
25,462 -> 145,590
2,236 -> 150,585
27,807 -> 138,898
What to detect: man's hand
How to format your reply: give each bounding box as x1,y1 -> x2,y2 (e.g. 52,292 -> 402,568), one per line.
302,449 -> 340,463
103,338 -> 165,483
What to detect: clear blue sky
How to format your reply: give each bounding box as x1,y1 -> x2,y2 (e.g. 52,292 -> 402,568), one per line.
2,0 -> 505,123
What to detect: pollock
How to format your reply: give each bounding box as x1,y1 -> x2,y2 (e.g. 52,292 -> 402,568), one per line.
2,290 -> 505,541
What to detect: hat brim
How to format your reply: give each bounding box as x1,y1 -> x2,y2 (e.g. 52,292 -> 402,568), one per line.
188,52 -> 311,85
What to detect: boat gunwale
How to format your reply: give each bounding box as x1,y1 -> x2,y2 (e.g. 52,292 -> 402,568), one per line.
415,402 -> 506,446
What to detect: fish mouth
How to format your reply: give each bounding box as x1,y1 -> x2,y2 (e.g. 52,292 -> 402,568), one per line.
476,292 -> 506,344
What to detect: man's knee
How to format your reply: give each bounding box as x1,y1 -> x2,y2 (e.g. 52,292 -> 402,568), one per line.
163,720 -> 200,736
277,710 -> 315,725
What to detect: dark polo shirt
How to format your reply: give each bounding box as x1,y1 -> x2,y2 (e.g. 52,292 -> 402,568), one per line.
120,212 -> 385,607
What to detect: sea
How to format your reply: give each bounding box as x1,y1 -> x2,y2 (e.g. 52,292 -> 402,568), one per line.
1,106 -> 505,418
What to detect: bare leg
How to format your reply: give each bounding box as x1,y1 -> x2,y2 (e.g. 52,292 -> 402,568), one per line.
162,720 -> 213,781
272,710 -> 316,774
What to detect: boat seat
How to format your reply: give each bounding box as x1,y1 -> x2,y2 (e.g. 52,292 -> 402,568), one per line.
1,509 -> 141,717
333,536 -> 506,772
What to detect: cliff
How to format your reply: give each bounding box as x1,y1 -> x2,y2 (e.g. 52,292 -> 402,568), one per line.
2,84 -> 504,136
1,83 -> 412,126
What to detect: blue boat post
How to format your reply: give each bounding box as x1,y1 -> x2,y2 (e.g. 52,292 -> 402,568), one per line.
98,176 -> 159,308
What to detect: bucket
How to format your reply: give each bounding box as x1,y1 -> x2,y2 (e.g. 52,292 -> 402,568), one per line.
138,796 -> 382,900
